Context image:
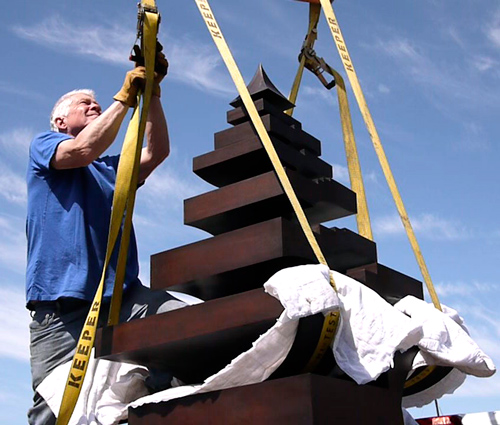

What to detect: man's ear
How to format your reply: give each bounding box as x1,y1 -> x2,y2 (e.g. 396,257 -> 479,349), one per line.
55,117 -> 67,132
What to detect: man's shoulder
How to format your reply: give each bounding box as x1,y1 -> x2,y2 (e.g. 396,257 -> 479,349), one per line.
31,131 -> 72,145
29,131 -> 74,175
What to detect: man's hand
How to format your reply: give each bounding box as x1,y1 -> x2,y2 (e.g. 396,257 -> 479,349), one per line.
153,51 -> 169,98
113,67 -> 146,107
130,43 -> 169,98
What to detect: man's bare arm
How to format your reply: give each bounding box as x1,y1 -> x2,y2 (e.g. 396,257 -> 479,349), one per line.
138,95 -> 170,183
51,101 -> 129,170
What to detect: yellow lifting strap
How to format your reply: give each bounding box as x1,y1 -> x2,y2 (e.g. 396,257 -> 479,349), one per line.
333,70 -> 373,241
194,0 -> 340,373
287,2 -> 373,241
55,3 -> 159,424
290,21 -> 373,371
318,0 -> 442,311
107,0 -> 159,326
286,2 -> 321,114
291,2 -> 444,391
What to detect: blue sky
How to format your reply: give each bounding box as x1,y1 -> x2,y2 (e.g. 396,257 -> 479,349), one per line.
1,0 -> 499,422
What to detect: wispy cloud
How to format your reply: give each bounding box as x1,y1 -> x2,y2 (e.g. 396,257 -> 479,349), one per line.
133,152 -> 211,258
364,171 -> 380,185
486,10 -> 500,48
373,213 -> 470,241
433,291 -> 500,397
12,16 -> 132,65
472,55 -> 499,73
454,374 -> 500,398
0,286 -> 30,362
0,128 -> 33,161
214,0 -> 299,61
332,163 -> 349,184
436,280 -> 498,298
377,84 -> 390,94
444,25 -> 465,49
0,128 -> 31,206
301,85 -> 337,106
0,215 -> 27,275
372,37 -> 499,109
375,38 -> 458,91
167,36 -> 234,96
12,16 -> 233,97
458,121 -> 489,151
138,156 -> 209,211
0,167 -> 27,206
0,81 -> 45,102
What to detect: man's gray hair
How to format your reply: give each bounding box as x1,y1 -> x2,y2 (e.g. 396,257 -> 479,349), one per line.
50,89 -> 96,132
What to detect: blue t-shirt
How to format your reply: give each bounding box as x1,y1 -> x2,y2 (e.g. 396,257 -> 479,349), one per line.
26,131 -> 140,305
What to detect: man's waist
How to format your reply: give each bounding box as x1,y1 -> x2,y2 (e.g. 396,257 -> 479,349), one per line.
29,298 -> 91,314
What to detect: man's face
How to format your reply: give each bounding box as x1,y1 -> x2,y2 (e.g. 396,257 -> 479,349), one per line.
61,93 -> 102,136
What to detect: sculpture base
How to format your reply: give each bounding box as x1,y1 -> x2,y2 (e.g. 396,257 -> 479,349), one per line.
129,374 -> 405,425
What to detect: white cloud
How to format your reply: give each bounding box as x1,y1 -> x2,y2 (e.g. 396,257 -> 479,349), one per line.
0,286 -> 30,362
377,84 -> 390,94
0,128 -> 33,161
332,163 -> 349,184
364,171 -> 380,185
453,374 -> 500,398
138,259 -> 151,288
133,154 -> 211,256
167,36 -> 234,96
465,304 -> 500,338
486,11 -> 500,48
373,213 -> 470,241
436,280 -> 498,298
374,37 -> 458,94
459,121 -> 489,151
373,37 -> 498,108
301,85 -> 337,106
472,56 -> 498,73
12,16 -> 132,66
0,214 -> 27,275
409,214 -> 470,240
0,81 -> 45,102
12,17 -> 233,97
0,128 -> 32,206
444,26 -> 465,48
138,160 -> 208,210
0,167 -> 27,206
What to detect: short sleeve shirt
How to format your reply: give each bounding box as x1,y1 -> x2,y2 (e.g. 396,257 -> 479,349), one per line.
26,131 -> 140,305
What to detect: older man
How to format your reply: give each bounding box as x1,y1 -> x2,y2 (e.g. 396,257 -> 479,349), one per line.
26,60 -> 185,425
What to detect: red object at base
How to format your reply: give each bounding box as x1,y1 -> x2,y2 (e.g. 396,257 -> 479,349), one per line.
416,415 -> 463,425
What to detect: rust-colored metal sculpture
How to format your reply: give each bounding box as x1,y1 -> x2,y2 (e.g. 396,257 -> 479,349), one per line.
95,66 -> 425,424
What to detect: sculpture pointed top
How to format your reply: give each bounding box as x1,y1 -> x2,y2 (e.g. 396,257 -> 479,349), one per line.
230,64 -> 295,111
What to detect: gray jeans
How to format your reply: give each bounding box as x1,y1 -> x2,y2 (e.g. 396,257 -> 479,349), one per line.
28,284 -> 186,425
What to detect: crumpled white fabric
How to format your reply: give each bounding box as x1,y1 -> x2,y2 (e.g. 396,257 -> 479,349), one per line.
39,265 -> 496,423
263,264 -> 338,318
327,267 -> 422,384
395,296 -> 495,377
37,349 -> 149,425
266,264 -> 419,384
394,295 -> 495,408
